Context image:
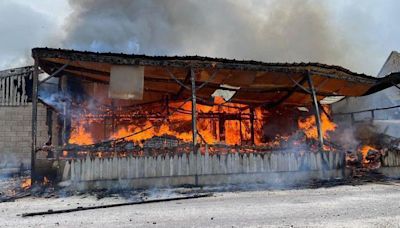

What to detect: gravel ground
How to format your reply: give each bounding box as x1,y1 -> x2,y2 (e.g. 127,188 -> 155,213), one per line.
1,181 -> 400,227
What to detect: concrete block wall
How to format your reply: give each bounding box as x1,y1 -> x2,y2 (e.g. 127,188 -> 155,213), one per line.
0,103 -> 49,169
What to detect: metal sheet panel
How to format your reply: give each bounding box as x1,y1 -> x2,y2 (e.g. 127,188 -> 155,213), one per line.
109,65 -> 144,100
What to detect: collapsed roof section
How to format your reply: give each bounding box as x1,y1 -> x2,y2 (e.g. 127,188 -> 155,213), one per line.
31,48 -> 397,108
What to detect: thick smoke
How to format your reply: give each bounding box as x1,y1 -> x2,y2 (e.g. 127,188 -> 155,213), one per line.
62,0 -> 348,65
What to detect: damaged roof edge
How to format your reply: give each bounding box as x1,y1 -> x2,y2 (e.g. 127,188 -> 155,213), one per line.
31,47 -> 377,83
363,72 -> 400,95
0,65 -> 34,78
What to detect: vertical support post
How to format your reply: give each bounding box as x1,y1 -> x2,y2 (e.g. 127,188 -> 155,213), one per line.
250,107 -> 255,145
31,57 -> 39,182
218,116 -> 225,142
239,115 -> 243,145
111,99 -> 116,134
46,107 -> 54,158
60,75 -> 71,145
190,68 -> 197,150
104,116 -> 108,139
306,71 -> 324,149
190,68 -> 198,185
165,95 -> 170,116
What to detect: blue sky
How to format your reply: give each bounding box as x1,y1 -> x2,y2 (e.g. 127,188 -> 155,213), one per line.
0,0 -> 399,76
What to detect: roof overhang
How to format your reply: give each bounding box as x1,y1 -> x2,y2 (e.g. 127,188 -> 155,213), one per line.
32,48 -> 396,108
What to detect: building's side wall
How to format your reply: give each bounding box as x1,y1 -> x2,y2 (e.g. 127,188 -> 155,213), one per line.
332,51 -> 400,137
0,103 -> 49,170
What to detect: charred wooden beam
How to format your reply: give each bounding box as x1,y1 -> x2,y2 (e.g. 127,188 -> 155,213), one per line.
250,107 -> 255,145
218,114 -> 225,142
144,77 -> 338,96
317,101 -> 333,121
21,193 -> 213,217
39,63 -> 69,85
264,75 -> 308,109
41,60 -> 109,78
175,70 -> 191,99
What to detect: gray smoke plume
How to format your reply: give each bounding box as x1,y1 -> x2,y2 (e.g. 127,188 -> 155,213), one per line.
62,0 -> 348,66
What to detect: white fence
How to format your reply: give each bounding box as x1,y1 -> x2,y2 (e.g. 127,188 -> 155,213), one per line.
63,150 -> 345,182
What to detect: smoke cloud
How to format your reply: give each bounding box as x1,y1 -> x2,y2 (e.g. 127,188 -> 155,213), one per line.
1,0 -> 400,75
62,0 -> 347,66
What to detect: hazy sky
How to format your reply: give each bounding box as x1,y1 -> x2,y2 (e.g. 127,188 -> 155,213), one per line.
0,0 -> 399,76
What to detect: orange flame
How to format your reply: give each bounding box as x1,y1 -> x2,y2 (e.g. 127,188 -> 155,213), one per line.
69,124 -> 94,145
359,145 -> 377,163
68,98 -> 338,149
70,97 -> 265,146
297,109 -> 336,140
21,178 -> 31,190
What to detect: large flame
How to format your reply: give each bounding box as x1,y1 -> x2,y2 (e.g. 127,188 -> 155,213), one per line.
297,108 -> 336,140
69,124 -> 94,145
69,97 -> 264,146
68,99 -> 336,149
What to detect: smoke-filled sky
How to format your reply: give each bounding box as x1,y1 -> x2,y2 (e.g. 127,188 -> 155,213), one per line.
1,0 -> 399,76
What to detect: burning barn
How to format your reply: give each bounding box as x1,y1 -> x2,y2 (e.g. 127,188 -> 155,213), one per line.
19,47 -> 400,189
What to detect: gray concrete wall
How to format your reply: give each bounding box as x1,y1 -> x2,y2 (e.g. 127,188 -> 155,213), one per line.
0,103 -> 49,170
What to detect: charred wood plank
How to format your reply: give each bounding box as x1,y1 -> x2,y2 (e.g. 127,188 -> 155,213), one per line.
174,69 -> 191,99
21,193 -> 213,217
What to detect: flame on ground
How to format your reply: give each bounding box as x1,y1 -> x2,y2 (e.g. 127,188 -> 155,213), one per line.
359,145 -> 377,163
21,178 -> 31,190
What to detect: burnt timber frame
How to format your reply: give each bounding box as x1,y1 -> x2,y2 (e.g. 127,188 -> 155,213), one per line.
31,47 -> 400,175
263,70 -> 325,149
31,61 -> 71,182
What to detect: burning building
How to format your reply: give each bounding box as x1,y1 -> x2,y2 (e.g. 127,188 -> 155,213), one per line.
5,47 -> 400,189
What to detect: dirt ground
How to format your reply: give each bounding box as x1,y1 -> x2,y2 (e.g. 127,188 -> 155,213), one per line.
1,181 -> 400,227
